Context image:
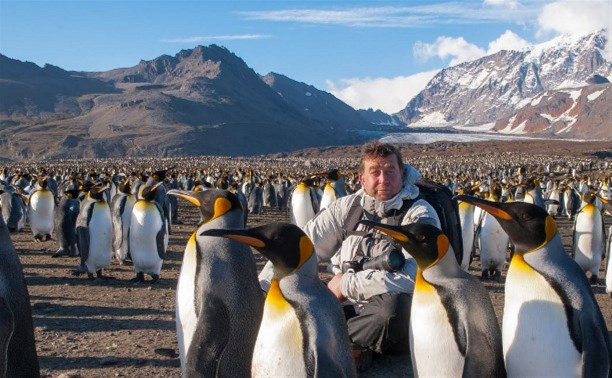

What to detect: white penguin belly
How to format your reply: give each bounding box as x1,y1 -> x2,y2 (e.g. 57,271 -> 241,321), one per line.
410,282 -> 464,377
573,207 -> 602,274
86,203 -> 112,272
319,187 -> 336,211
176,233 -> 198,368
30,191 -> 55,234
291,189 -> 315,230
252,282 -> 305,378
606,226 -> 612,294
503,255 -> 581,377
479,214 -> 508,271
129,202 -> 164,274
459,203 -> 475,270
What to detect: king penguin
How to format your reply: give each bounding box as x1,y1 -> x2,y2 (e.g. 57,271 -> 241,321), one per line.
111,178 -> 136,264
53,183 -> 80,258
0,216 -> 40,377
129,182 -> 167,282
358,219 -> 505,377
201,223 -> 356,378
74,184 -> 113,280
572,191 -> 606,284
289,176 -> 320,230
167,189 -> 263,377
28,177 -> 56,241
319,169 -> 346,211
455,195 -> 612,377
457,183 -> 480,270
0,186 -> 25,233
477,184 -> 509,281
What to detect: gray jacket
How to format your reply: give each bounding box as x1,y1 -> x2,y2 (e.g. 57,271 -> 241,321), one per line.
260,164 -> 440,304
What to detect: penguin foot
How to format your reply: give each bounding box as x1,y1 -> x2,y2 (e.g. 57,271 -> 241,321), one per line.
96,270 -> 114,280
130,272 -> 145,283
150,274 -> 160,283
45,234 -> 52,241
589,275 -> 599,285
52,249 -> 70,258
34,234 -> 43,242
480,271 -> 490,281
87,272 -> 96,280
492,270 -> 502,282
72,268 -> 85,276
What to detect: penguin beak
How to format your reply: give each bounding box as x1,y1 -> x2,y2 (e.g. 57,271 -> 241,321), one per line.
358,220 -> 411,243
453,195 -> 512,220
596,195 -> 609,204
200,229 -> 266,248
151,181 -> 163,191
167,190 -> 201,207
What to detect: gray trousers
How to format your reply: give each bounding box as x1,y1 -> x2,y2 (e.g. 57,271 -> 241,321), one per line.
343,292 -> 411,355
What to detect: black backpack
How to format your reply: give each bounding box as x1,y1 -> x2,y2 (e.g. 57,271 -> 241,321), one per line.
342,178 -> 464,265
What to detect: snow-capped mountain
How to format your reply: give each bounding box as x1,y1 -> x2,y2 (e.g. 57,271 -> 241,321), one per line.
395,30 -> 611,132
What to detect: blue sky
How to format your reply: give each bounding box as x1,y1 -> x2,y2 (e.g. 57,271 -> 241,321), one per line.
1,0 -> 610,113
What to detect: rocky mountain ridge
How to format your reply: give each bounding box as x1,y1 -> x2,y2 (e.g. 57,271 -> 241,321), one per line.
395,30 -> 611,139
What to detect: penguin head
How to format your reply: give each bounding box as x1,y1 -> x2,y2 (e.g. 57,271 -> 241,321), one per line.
88,184 -> 109,201
168,189 -> 242,223
454,195 -> 557,254
139,182 -> 163,201
152,166 -> 175,182
39,177 -> 49,189
357,220 -> 448,270
118,178 -> 132,195
200,223 -> 313,279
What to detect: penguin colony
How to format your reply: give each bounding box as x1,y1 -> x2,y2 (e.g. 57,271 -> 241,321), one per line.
0,149 -> 611,377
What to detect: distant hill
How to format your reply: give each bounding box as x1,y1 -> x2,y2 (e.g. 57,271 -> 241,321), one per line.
0,46 -> 370,160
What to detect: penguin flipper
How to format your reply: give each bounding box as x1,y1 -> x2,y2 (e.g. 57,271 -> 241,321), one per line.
156,222 -> 166,260
185,296 -> 230,376
0,297 -> 15,377
580,310 -> 612,377
76,225 -> 89,265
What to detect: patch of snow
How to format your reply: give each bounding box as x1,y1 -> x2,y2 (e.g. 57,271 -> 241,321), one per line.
587,89 -> 606,101
540,113 -> 555,121
530,94 -> 545,106
567,89 -> 581,102
305,92 -> 312,97
411,111 -> 449,127
304,108 -> 309,112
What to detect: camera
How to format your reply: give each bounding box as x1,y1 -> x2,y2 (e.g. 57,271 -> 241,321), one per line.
341,249 -> 406,273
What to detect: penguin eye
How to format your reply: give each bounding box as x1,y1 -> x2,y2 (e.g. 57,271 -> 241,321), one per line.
415,234 -> 426,242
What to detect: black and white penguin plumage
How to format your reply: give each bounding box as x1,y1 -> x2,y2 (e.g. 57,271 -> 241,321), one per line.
167,189 -> 263,377
201,223 -> 356,377
455,195 -> 611,377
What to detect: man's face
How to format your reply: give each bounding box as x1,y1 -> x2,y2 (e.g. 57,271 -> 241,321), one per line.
359,155 -> 403,201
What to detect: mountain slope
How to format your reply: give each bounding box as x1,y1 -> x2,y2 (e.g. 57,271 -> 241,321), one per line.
0,46 -> 364,160
395,30 -> 611,131
494,83 -> 611,139
262,72 -> 372,131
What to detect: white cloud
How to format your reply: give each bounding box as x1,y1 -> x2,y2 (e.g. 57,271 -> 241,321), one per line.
160,34 -> 271,43
487,29 -> 532,54
326,70 -> 440,114
239,4 -> 537,28
413,36 -> 486,66
537,0 -> 610,37
483,0 -> 520,9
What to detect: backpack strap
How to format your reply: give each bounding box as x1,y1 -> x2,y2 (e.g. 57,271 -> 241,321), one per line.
342,196 -> 418,239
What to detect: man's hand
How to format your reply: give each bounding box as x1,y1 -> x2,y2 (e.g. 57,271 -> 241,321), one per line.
327,273 -> 346,302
